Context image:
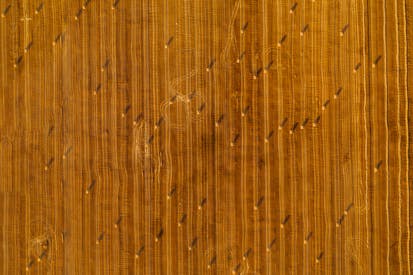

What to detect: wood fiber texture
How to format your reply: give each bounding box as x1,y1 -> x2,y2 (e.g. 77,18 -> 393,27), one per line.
0,0 -> 412,274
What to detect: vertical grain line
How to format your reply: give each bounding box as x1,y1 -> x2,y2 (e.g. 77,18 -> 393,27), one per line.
361,1 -> 371,273
402,0 -> 410,271
394,0 -> 403,272
382,0 -> 390,272
261,0 -> 270,274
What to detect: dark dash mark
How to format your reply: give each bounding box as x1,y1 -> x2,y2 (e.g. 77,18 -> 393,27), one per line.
281,214 -> 290,228
278,34 -> 287,47
243,248 -> 252,260
167,186 -> 176,199
300,24 -> 309,36
231,134 -> 240,147
253,67 -> 263,79
206,58 -> 216,72
215,114 -> 224,127
147,134 -> 154,145
53,33 -> 62,45
169,94 -> 177,104
35,3 -> 44,14
340,24 -> 349,36
198,198 -> 206,210
74,8 -> 82,20
82,0 -> 91,10
301,118 -> 309,129
372,55 -> 382,68
312,115 -> 321,127
96,232 -> 104,244
197,102 -> 206,114
37,250 -> 47,262
344,202 -> 354,215
94,83 -> 102,95
135,246 -> 144,258
242,105 -> 250,117
101,59 -> 110,71
336,214 -> 345,227
26,259 -> 35,271
264,60 -> 273,72
322,99 -> 330,110
241,22 -> 248,33
265,130 -> 274,143
155,116 -> 164,128
207,255 -> 217,269
266,238 -> 276,252
316,252 -> 324,263
334,87 -> 343,99
133,112 -> 143,125
289,122 -> 299,134
1,4 -> 11,18
155,228 -> 163,242
86,180 -> 96,194
232,263 -> 241,274
14,56 -> 23,68
188,237 -> 198,250
237,51 -> 246,63
278,117 -> 288,130
254,196 -> 264,210
304,232 -> 313,244
165,36 -> 174,48
290,2 -> 298,13
112,0 -> 120,10
48,126 -> 54,136
24,41 -> 33,53
178,213 -> 187,227
122,104 -> 131,118
63,146 -> 72,159
45,157 -> 54,171
374,160 -> 383,172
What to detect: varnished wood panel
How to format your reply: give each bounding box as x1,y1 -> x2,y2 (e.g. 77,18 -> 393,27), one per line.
0,0 -> 412,274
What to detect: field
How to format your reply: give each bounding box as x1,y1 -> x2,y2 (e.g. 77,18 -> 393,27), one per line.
1,0 -> 412,274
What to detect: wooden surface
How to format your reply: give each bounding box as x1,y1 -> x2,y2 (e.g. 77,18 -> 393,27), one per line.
1,0 -> 412,274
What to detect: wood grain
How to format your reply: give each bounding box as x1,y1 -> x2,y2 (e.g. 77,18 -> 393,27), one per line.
0,0 -> 412,274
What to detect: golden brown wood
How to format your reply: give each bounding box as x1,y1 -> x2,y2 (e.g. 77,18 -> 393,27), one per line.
0,0 -> 412,274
